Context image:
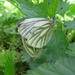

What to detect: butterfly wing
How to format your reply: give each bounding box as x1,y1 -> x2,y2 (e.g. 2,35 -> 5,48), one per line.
17,18 -> 55,48
22,37 -> 42,57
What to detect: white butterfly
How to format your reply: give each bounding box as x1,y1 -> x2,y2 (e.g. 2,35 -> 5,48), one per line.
17,18 -> 55,57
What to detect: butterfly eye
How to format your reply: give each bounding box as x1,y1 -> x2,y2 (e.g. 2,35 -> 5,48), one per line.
17,18 -> 55,57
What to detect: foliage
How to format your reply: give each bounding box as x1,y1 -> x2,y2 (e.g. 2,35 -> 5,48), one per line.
0,0 -> 75,75
4,51 -> 15,75
0,51 -> 16,75
25,57 -> 75,75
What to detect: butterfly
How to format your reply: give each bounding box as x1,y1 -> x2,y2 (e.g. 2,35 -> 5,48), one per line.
17,18 -> 55,57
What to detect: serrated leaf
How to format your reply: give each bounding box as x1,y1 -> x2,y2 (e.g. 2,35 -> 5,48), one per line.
0,53 -> 6,66
4,51 -> 15,75
64,20 -> 75,30
37,0 -> 48,16
65,42 -> 75,57
70,4 -> 75,14
57,0 -> 70,15
8,0 -> 48,18
21,50 -> 31,62
68,42 -> 75,51
29,56 -> 46,69
25,57 -> 75,75
45,29 -> 68,60
48,0 -> 59,17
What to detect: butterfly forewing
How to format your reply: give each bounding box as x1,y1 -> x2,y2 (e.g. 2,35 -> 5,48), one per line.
18,18 -> 54,48
18,18 -> 50,38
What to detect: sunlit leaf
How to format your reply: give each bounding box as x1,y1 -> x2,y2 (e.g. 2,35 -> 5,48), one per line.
4,51 -> 15,75
48,0 -> 59,17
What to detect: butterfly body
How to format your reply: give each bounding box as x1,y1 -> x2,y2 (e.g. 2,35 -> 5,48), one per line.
17,18 -> 55,57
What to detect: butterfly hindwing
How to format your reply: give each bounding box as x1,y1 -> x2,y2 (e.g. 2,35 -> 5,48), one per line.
22,37 -> 42,57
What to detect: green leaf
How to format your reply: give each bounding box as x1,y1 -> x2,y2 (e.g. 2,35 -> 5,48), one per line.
57,0 -> 70,16
21,50 -> 31,62
65,42 -> 75,57
29,56 -> 46,69
45,29 -> 68,60
70,4 -> 75,14
64,20 -> 75,30
4,51 -> 15,75
2,16 -> 19,25
57,21 -> 63,29
37,0 -> 48,17
48,0 -> 59,18
0,53 -> 6,66
68,42 -> 75,51
8,0 -> 48,18
25,57 -> 75,75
